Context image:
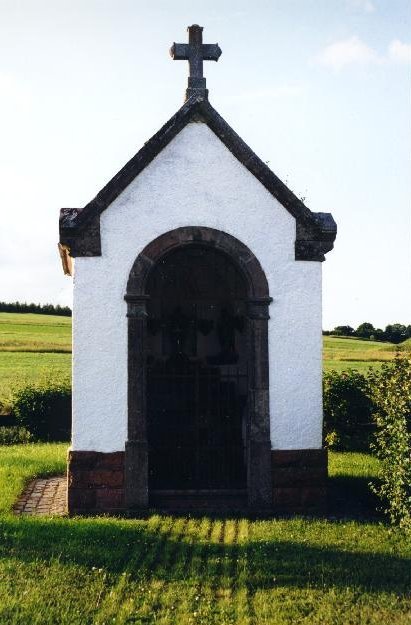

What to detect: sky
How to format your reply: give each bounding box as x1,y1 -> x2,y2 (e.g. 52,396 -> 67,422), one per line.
0,0 -> 410,329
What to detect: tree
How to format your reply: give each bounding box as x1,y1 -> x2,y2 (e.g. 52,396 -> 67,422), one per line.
356,322 -> 375,339
370,328 -> 386,342
0,301 -> 71,316
370,357 -> 411,530
332,325 -> 355,337
385,324 -> 407,344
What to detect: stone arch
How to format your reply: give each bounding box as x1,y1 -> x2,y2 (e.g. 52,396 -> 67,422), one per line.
124,227 -> 272,510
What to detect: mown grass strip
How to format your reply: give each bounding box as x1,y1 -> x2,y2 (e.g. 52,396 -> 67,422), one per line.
93,514 -> 168,624
145,516 -> 190,624
168,517 -> 213,625
233,519 -> 252,625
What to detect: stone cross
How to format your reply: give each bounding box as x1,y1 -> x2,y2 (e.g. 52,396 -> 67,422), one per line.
170,24 -> 222,100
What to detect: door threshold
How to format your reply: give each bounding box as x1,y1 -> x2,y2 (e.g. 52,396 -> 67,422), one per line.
149,489 -> 248,511
151,489 -> 247,495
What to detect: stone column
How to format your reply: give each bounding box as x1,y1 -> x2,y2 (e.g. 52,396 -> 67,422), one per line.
124,294 -> 150,509
247,297 -> 273,508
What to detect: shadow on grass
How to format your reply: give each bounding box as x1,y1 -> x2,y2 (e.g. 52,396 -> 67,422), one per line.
0,513 -> 409,595
328,475 -> 381,520
139,475 -> 382,522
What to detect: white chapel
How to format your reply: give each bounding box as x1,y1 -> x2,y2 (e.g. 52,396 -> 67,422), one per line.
59,25 -> 336,515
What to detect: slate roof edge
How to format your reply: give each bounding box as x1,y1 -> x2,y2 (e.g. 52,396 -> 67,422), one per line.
59,95 -> 336,262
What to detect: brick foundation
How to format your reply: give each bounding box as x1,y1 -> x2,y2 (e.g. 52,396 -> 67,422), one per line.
68,448 -> 327,515
271,449 -> 328,514
67,451 -> 125,515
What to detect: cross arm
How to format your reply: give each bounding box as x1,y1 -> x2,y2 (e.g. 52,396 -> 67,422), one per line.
169,43 -> 190,60
201,44 -> 222,61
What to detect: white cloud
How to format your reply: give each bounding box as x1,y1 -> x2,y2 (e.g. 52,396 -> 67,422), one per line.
347,0 -> 375,12
315,36 -> 380,71
388,39 -> 411,64
363,0 -> 375,12
315,37 -> 411,72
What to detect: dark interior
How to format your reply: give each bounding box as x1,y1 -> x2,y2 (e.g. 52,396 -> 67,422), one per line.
146,245 -> 249,492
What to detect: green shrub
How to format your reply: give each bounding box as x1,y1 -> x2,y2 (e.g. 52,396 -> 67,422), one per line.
0,399 -> 13,416
369,356 -> 411,531
12,380 -> 71,442
0,426 -> 33,445
323,369 -> 374,451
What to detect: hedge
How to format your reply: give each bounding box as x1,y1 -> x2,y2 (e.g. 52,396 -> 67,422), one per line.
12,380 -> 71,442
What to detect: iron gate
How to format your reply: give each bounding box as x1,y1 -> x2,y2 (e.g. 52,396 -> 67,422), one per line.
147,360 -> 248,490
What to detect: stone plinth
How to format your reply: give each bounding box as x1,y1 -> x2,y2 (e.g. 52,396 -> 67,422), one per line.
67,448 -> 327,515
271,449 -> 328,514
67,451 -> 125,515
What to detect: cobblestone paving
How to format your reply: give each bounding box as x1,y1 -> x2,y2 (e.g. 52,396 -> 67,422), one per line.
13,476 -> 67,516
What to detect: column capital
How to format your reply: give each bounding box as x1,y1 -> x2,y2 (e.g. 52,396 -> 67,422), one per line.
247,297 -> 273,320
124,294 -> 150,318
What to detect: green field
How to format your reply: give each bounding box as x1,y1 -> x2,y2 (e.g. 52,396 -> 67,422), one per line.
0,313 -> 71,409
0,312 -> 406,406
0,313 -> 71,353
1,443 -> 411,624
322,335 -> 405,372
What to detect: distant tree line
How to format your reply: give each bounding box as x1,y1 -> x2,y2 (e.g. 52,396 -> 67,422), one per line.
323,322 -> 411,344
0,301 -> 72,317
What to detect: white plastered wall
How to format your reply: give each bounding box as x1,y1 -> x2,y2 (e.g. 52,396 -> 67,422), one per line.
72,122 -> 322,452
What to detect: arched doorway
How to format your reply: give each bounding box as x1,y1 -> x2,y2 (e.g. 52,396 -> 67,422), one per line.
124,227 -> 272,510
145,246 -> 248,505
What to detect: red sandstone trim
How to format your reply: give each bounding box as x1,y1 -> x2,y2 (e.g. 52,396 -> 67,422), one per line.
67,451 -> 125,515
67,448 -> 328,515
271,449 -> 328,514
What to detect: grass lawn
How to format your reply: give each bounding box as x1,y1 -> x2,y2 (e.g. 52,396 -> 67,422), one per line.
322,336 -> 402,373
0,313 -> 71,409
1,444 -> 410,624
322,359 -> 379,374
0,313 -> 405,406
0,352 -> 71,409
0,313 -> 71,352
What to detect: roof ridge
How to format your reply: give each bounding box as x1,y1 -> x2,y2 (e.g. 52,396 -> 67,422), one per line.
59,96 -> 336,263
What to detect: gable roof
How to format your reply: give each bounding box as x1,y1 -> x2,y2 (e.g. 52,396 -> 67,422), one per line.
59,94 -> 336,268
